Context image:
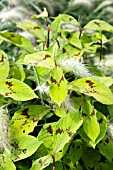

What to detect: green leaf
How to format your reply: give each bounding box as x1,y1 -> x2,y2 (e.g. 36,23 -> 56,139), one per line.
84,19 -> 113,32
0,32 -> 34,53
0,78 -> 37,101
0,50 -> 9,80
83,113 -> 100,142
49,66 -> 67,106
51,14 -> 79,38
30,155 -> 52,170
11,135 -> 42,161
68,78 -> 113,104
24,51 -> 55,69
58,43 -> 82,59
69,140 -> 82,163
17,21 -> 45,41
10,105 -> 51,136
9,64 -> 25,81
96,111 -> 107,144
0,154 -> 16,170
38,111 -> 83,155
32,8 -> 48,19
62,31 -> 82,49
81,147 -> 101,169
98,137 -> 113,162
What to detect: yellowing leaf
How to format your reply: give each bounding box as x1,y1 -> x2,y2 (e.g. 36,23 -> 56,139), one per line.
10,105 -> 51,136
0,50 -> 9,80
0,78 -> 37,101
0,32 -> 34,53
49,66 -> 67,106
68,78 -> 113,105
24,51 -> 55,69
84,19 -> 113,32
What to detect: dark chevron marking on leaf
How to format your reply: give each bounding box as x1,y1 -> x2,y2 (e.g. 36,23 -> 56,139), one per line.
10,33 -> 15,38
51,76 -> 64,87
66,127 -> 73,137
94,21 -> 100,27
34,26 -> 41,29
43,54 -> 51,60
39,158 -> 42,165
91,109 -> 95,116
62,48 -> 66,53
82,112 -> 87,117
98,118 -> 103,124
51,77 -> 57,84
56,128 -> 64,134
5,81 -> 17,96
86,80 -> 95,88
34,54 -> 51,65
69,17 -> 73,21
21,149 -> 27,154
21,108 -> 29,118
105,137 -> 109,144
47,125 -> 53,134
0,55 -> 6,63
66,33 -> 71,39
6,81 -> 13,88
11,142 -> 19,149
74,52 -> 80,56
5,92 -> 12,96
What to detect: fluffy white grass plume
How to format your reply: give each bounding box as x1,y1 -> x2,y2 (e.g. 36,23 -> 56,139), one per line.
0,6 -> 32,22
35,83 -> 49,94
0,107 -> 10,154
60,58 -> 92,78
107,123 -> 113,140
69,0 -> 93,8
61,96 -> 75,111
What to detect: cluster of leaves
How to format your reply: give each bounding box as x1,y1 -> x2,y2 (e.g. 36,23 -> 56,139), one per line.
1,9 -> 113,170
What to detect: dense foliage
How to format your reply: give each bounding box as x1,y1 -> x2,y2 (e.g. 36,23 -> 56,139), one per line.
0,8 -> 113,170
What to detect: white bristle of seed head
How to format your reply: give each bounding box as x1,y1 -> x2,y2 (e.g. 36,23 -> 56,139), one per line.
60,58 -> 92,78
0,107 -> 10,154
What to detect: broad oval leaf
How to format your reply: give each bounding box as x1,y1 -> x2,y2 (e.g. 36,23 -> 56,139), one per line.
0,78 -> 37,101
24,51 -> 55,69
0,154 -> 16,170
83,114 -> 100,142
9,64 -> 25,81
11,135 -> 42,161
49,66 -> 67,106
51,14 -> 80,38
0,32 -> 34,53
68,78 -> 113,104
0,50 -> 9,80
17,21 -> 45,41
30,155 -> 52,170
38,111 -> 83,155
10,105 -> 51,136
84,19 -> 113,32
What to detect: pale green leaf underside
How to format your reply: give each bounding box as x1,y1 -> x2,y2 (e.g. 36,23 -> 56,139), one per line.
68,78 -> 113,104
0,78 -> 37,101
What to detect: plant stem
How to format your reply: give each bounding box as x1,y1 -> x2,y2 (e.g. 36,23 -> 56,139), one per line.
33,66 -> 45,105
